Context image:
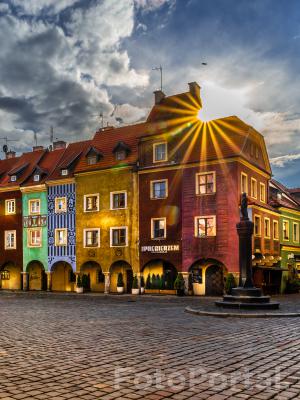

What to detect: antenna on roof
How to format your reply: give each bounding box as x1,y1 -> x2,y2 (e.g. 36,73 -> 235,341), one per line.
152,65 -> 163,91
33,132 -> 38,147
92,109 -> 105,129
110,104 -> 124,125
50,126 -> 54,144
0,136 -> 14,153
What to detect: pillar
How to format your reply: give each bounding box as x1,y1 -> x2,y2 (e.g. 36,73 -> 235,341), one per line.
181,272 -> 190,295
236,219 -> 254,288
46,271 -> 52,291
22,272 -> 28,291
104,272 -> 110,294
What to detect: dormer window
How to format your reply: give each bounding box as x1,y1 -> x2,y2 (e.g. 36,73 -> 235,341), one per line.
61,169 -> 68,176
116,151 -> 126,161
33,174 -> 40,182
10,175 -> 16,182
85,147 -> 103,166
113,142 -> 130,161
87,156 -> 97,165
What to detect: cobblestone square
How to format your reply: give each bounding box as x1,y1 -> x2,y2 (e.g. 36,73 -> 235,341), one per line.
0,293 -> 300,399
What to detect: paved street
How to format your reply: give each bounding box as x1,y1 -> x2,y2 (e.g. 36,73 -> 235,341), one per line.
0,293 -> 300,399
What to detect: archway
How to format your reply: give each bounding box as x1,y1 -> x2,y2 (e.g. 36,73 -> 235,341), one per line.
189,259 -> 226,296
110,261 -> 133,293
80,261 -> 104,292
51,262 -> 74,292
0,262 -> 22,290
27,261 -> 46,291
142,259 -> 177,290
205,264 -> 224,296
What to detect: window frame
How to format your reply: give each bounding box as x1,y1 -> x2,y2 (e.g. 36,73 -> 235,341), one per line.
293,222 -> 299,243
110,191 -> 127,210
5,199 -> 16,215
283,220 -> 290,241
254,215 -> 261,237
83,194 -> 100,213
241,172 -> 248,194
4,230 -> 16,250
28,199 -> 41,215
273,220 -> 279,240
27,228 -> 42,248
55,197 -> 67,213
150,179 -> 168,199
83,228 -> 100,248
250,178 -> 258,199
10,175 -> 17,182
151,217 -> 167,239
264,217 -> 271,239
194,215 -> 217,238
153,142 -> 168,163
110,226 -> 128,247
61,169 -> 69,176
33,174 -> 40,182
259,182 -> 266,203
54,228 -> 68,247
195,171 -> 216,195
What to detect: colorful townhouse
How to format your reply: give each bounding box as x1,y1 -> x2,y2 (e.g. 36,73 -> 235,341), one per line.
46,140 -> 90,291
269,180 -> 300,290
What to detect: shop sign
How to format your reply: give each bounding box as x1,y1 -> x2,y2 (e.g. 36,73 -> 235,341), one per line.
23,215 -> 47,228
141,245 -> 180,253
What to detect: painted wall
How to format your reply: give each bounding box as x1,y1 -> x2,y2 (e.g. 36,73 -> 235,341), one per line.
48,182 -> 76,272
279,208 -> 300,270
22,190 -> 48,271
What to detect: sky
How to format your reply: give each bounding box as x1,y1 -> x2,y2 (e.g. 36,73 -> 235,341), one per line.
0,0 -> 299,187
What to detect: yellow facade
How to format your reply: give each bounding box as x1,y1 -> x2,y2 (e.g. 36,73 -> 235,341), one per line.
52,262 -> 75,292
75,167 -> 139,292
0,263 -> 22,290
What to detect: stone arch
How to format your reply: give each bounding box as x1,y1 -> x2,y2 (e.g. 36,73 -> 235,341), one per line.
189,259 -> 227,296
51,261 -> 74,292
27,261 -> 46,291
80,261 -> 104,292
0,261 -> 22,290
110,260 -> 133,293
142,259 -> 178,290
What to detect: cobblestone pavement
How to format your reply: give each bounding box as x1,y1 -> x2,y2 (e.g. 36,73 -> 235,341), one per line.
0,293 -> 300,400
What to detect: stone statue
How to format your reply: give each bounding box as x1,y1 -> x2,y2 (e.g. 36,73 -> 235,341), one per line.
241,192 -> 249,220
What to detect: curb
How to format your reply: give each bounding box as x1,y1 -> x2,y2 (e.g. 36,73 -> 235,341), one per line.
185,306 -> 300,318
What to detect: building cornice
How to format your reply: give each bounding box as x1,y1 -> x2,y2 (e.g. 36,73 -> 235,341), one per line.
278,207 -> 300,217
46,178 -> 75,186
75,165 -> 132,177
20,184 -> 47,193
249,204 -> 280,217
281,246 -> 300,252
0,186 -> 19,193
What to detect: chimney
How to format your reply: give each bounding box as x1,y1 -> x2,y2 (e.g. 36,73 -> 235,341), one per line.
6,150 -> 16,159
33,145 -> 44,152
154,90 -> 165,105
53,140 -> 67,150
188,81 -> 201,99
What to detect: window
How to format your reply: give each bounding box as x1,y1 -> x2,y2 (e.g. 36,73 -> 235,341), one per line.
61,169 -> 68,176
5,199 -> 16,215
196,172 -> 216,195
29,199 -> 40,215
110,192 -> 127,209
55,197 -> 67,213
260,182 -> 266,203
84,229 -> 100,247
273,220 -> 279,240
10,175 -> 17,182
110,227 -> 128,247
55,229 -> 68,246
283,220 -> 289,241
28,228 -> 42,247
194,216 -> 216,237
264,218 -> 271,239
5,230 -> 16,250
115,151 -> 126,161
0,270 -> 10,280
254,215 -> 261,237
84,194 -> 99,212
241,173 -> 248,194
153,142 -> 167,162
151,218 -> 166,239
250,178 -> 257,199
87,156 -> 97,165
33,174 -> 40,182
151,180 -> 168,199
293,223 -> 299,243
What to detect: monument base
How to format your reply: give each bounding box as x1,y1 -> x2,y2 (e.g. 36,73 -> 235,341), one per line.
215,286 -> 280,310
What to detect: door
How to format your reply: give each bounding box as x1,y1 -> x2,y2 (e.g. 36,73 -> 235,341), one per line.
205,265 -> 223,296
126,269 -> 133,293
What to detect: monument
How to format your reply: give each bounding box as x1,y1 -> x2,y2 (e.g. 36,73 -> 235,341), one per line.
215,193 -> 280,309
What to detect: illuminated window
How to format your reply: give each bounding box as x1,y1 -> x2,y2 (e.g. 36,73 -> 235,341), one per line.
5,199 -> 16,215
151,218 -> 166,239
110,192 -> 127,209
151,180 -> 168,199
1,270 -> 10,280
5,230 -> 16,250
55,197 -> 67,213
29,199 -> 40,215
33,174 -> 40,182
260,183 -> 266,203
153,142 -> 167,162
264,218 -> 271,238
194,216 -> 216,237
10,175 -> 17,182
250,178 -> 257,199
293,223 -> 299,243
273,220 -> 279,240
241,173 -> 248,194
110,227 -> 128,247
254,215 -> 261,236
55,229 -> 68,246
61,169 -> 68,176
28,228 -> 42,247
84,229 -> 100,248
84,194 -> 99,212
196,172 -> 216,195
283,220 -> 289,241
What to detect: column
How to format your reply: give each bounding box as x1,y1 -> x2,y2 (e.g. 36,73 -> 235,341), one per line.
104,272 -> 110,294
46,271 -> 52,291
22,272 -> 28,291
181,272 -> 190,295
